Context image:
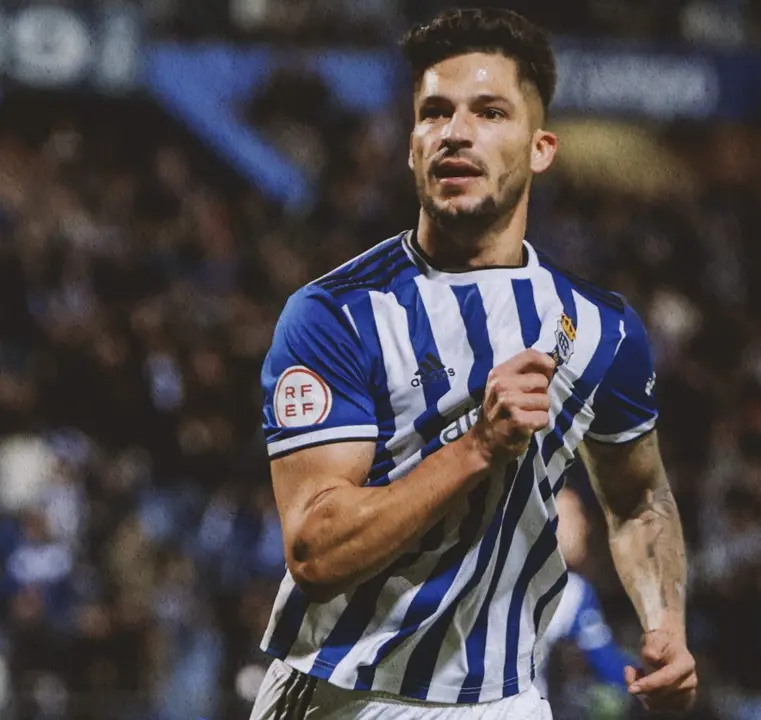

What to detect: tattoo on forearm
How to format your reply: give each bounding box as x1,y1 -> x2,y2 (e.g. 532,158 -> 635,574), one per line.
633,486 -> 678,522
610,482 -> 686,631
582,434 -> 687,635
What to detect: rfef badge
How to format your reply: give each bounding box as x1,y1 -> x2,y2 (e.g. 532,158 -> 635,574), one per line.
551,313 -> 576,367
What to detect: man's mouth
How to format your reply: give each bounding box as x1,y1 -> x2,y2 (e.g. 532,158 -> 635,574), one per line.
433,160 -> 483,180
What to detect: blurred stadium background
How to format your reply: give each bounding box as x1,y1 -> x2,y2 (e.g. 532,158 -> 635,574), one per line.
0,1 -> 759,719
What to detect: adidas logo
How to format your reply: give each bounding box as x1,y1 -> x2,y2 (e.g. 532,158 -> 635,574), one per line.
411,352 -> 455,387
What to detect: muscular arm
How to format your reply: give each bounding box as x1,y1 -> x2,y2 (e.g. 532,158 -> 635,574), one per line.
274,349 -> 553,603
578,431 -> 687,640
274,431 -> 492,603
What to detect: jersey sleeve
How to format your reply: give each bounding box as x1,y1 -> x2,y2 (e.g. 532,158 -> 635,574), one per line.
261,285 -> 377,459
587,301 -> 658,444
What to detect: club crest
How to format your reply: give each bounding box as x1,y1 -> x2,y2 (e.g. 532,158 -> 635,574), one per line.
552,313 -> 576,366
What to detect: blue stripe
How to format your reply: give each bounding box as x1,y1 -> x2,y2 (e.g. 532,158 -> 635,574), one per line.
549,271 -> 578,328
265,586 -> 310,658
530,570 -> 568,681
321,246 -> 407,294
451,284 -> 494,401
395,283 -> 453,409
315,235 -> 404,292
512,279 -> 541,347
329,255 -> 415,298
537,252 -> 624,312
411,405 -> 457,447
457,445 -> 540,702
503,517 -> 560,688
355,479 -> 492,693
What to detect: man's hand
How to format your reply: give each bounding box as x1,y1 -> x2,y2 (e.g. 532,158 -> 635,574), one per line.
471,349 -> 555,462
625,628 -> 698,713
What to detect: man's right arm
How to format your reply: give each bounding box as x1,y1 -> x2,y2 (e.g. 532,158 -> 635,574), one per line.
273,431 -> 490,602
274,349 -> 555,603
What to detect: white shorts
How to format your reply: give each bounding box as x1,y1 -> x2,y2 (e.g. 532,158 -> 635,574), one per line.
249,659 -> 553,720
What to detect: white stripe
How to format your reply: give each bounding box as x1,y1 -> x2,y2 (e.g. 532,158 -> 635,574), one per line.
260,571 -> 298,652
543,571 -> 585,646
267,425 -> 378,456
287,594 -> 350,675
386,449 -> 423,483
529,560 -> 573,697
586,416 -> 657,444
528,265 -> 567,354
515,529 -> 566,683
371,291 -> 428,464
478,278 -> 529,365
261,571 -> 350,675
526,544 -> 566,633
414,276 -> 476,422
342,304 -> 360,338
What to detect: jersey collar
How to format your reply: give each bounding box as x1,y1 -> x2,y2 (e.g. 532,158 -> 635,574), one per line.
402,230 -> 539,285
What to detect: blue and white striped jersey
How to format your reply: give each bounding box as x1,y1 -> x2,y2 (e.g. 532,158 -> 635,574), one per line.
259,231 -> 657,704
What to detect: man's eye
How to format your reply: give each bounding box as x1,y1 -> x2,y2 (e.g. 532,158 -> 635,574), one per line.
420,107 -> 447,120
480,108 -> 506,120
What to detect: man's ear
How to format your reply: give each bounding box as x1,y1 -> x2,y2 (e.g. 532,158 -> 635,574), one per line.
531,129 -> 558,174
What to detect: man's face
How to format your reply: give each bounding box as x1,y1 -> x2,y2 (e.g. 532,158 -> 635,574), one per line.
410,52 -> 547,232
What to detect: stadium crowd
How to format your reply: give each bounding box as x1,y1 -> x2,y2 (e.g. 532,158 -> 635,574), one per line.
152,0 -> 761,49
0,35 -> 760,720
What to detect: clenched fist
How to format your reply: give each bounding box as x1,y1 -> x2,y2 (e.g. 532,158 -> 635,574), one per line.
471,349 -> 555,463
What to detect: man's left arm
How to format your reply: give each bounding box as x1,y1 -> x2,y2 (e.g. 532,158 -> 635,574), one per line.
581,300 -> 697,712
580,303 -> 697,710
579,433 -> 697,712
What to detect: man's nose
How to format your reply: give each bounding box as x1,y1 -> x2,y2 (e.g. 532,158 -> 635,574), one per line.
441,110 -> 474,149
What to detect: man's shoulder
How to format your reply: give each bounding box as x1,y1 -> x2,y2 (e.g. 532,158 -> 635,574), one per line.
310,231 -> 415,299
536,250 -> 625,314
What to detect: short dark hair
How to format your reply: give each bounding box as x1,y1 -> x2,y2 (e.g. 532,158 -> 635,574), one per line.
401,7 -> 557,116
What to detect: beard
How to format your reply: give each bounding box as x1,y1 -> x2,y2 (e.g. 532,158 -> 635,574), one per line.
416,168 -> 527,236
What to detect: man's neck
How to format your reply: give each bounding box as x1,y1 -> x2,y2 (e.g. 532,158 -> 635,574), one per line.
415,201 -> 528,272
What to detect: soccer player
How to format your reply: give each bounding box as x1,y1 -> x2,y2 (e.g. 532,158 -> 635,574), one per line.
251,7 -> 698,719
